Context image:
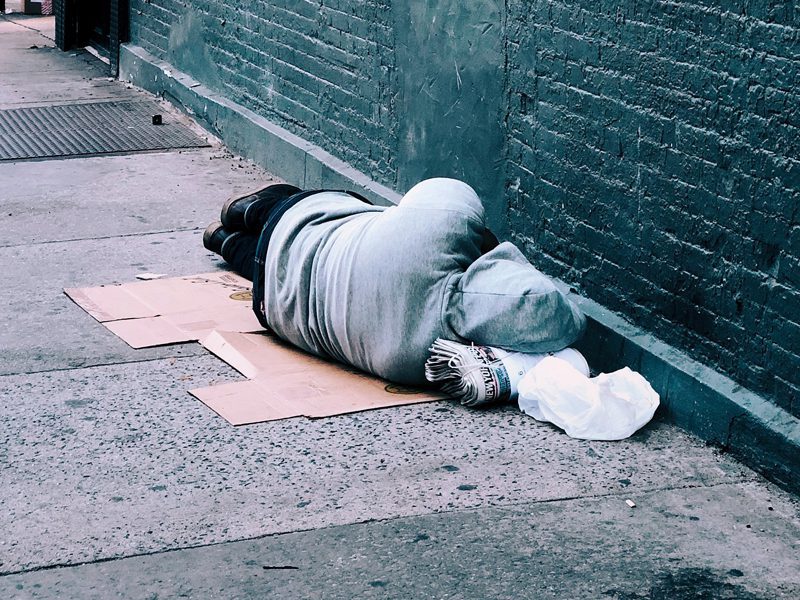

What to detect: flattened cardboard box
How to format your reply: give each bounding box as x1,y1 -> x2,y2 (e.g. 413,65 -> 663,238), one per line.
194,330 -> 440,425
65,272 -> 261,348
65,272 -> 443,425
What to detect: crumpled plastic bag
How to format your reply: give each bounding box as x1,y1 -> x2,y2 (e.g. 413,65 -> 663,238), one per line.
517,357 -> 660,441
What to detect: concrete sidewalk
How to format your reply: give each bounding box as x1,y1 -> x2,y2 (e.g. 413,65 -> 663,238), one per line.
1,14 -> 799,600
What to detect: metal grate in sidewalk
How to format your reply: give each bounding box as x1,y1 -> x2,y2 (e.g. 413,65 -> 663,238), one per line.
0,99 -> 210,160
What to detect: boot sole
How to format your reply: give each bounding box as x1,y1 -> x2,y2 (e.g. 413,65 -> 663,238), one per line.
202,221 -> 225,251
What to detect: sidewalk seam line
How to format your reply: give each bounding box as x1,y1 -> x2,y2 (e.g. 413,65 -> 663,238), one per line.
0,478 -> 757,578
0,353 -> 222,379
0,227 -> 203,249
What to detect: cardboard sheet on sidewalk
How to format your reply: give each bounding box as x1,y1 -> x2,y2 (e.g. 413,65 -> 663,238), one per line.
193,330 -> 442,425
65,272 -> 261,348
65,272 -> 444,425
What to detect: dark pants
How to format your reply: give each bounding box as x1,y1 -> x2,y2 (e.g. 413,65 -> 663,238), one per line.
221,233 -> 259,281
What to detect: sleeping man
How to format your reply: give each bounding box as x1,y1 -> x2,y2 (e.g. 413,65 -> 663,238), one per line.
203,178 -> 587,395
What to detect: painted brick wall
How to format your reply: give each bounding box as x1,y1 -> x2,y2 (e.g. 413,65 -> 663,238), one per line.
506,0 -> 799,415
129,0 -> 396,185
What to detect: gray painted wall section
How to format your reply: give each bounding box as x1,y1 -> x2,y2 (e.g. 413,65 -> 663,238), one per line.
393,0 -> 507,233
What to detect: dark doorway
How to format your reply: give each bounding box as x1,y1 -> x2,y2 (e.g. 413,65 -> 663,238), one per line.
55,0 -> 127,75
81,0 -> 111,55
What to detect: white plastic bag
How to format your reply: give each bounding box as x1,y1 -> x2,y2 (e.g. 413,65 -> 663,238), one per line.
517,357 -> 660,441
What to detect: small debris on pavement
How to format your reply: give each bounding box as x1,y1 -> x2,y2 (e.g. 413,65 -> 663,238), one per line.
152,114 -> 163,125
626,499 -> 636,508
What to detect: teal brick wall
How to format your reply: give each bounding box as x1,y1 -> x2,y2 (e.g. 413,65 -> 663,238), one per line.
505,1 -> 799,416
128,1 -> 800,416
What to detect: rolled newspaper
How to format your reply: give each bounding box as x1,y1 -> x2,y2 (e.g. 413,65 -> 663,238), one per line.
425,338 -> 588,407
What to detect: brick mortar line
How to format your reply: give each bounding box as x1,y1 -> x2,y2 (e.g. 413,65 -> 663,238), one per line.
230,27 -> 368,75
530,80 -> 799,154
237,10 -> 377,64
533,92 -> 800,141
511,133 -> 795,204
530,0 -> 800,48
524,16 -> 800,69
658,0 -> 800,36
214,32 -> 370,78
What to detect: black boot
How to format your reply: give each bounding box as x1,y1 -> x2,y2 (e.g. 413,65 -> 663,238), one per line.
203,221 -> 260,281
203,221 -> 236,255
220,183 -> 302,233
